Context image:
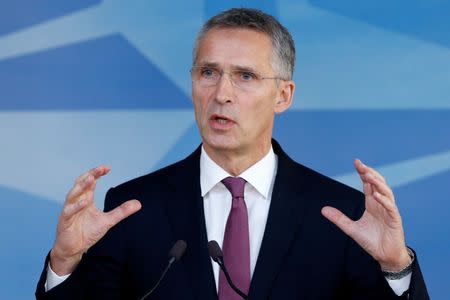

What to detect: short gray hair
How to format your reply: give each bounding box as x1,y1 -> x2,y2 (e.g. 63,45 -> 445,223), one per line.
193,8 -> 296,80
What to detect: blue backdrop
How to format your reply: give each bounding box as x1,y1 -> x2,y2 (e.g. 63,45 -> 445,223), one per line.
1,1 -> 449,299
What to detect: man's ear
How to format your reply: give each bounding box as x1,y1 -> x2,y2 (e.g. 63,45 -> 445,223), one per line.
275,80 -> 295,114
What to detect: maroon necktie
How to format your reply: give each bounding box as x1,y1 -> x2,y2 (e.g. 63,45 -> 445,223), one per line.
218,177 -> 250,299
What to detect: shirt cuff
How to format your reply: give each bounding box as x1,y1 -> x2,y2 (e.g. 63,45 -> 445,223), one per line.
386,273 -> 411,296
44,261 -> 411,295
45,263 -> 71,292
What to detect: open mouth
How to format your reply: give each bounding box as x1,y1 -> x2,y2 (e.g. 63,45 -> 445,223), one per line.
210,114 -> 235,128
211,114 -> 234,123
216,117 -> 229,124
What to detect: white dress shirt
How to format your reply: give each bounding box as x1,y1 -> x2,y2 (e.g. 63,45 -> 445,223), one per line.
200,146 -> 410,295
201,146 -> 277,291
47,145 -> 411,296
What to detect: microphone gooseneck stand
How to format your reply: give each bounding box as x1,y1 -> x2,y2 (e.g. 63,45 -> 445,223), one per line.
138,240 -> 187,300
207,240 -> 248,300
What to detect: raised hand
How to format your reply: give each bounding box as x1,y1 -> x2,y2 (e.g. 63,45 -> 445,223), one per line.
50,166 -> 141,275
321,159 -> 411,272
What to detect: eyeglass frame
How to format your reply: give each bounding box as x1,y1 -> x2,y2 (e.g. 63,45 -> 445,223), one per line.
190,65 -> 287,91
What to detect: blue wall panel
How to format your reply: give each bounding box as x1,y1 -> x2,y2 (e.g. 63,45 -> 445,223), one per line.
0,1 -> 448,298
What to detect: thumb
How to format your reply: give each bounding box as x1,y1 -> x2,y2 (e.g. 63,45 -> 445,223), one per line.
321,206 -> 356,238
106,199 -> 142,228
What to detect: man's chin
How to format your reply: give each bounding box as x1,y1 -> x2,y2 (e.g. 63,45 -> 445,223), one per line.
202,136 -> 240,153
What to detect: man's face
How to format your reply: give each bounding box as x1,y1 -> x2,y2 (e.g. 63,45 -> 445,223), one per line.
192,28 -> 293,158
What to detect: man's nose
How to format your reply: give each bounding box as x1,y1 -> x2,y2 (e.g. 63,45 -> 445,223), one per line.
214,72 -> 235,104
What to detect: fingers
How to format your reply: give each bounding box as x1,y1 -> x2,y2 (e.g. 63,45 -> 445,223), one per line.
363,172 -> 395,200
75,165 -> 111,184
66,175 -> 94,203
61,198 -> 88,219
66,165 -> 111,203
105,200 -> 142,228
363,182 -> 372,196
372,191 -> 398,218
354,159 -> 386,184
355,159 -> 394,199
321,206 -> 356,237
356,160 -> 398,216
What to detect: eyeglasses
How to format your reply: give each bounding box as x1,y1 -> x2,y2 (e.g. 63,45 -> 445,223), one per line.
190,65 -> 284,92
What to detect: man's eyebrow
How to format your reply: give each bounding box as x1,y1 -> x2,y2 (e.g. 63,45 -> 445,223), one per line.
231,65 -> 258,73
194,62 -> 259,73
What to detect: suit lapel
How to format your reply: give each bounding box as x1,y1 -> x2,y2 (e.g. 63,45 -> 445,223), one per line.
161,141 -> 313,299
164,147 -> 218,300
248,141 -> 312,299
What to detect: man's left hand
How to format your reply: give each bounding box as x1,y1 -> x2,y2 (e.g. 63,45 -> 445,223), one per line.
321,159 -> 412,272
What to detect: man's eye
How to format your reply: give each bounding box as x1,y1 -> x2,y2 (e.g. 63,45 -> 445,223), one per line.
201,68 -> 216,78
239,71 -> 256,81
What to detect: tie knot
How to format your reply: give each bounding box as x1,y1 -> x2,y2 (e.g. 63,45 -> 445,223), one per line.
221,177 -> 246,198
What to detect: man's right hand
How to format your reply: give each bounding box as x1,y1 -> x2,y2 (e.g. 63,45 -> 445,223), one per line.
49,165 -> 142,276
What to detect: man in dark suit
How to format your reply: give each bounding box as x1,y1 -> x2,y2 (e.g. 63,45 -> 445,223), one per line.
36,8 -> 429,300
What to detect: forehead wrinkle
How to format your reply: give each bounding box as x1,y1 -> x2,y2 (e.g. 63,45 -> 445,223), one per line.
195,61 -> 220,67
196,28 -> 275,73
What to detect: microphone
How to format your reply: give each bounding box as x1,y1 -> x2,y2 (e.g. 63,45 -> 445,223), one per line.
207,240 -> 248,299
139,240 -> 187,300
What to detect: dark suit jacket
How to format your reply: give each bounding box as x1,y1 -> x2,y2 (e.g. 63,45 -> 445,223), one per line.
36,141 -> 429,299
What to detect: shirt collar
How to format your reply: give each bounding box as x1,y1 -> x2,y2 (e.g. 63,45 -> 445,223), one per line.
200,146 -> 277,199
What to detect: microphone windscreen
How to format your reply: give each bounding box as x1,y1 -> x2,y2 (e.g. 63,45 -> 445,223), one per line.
207,240 -> 223,262
168,240 -> 187,261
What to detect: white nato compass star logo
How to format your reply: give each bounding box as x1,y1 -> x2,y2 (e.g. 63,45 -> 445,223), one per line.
0,0 -> 449,201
